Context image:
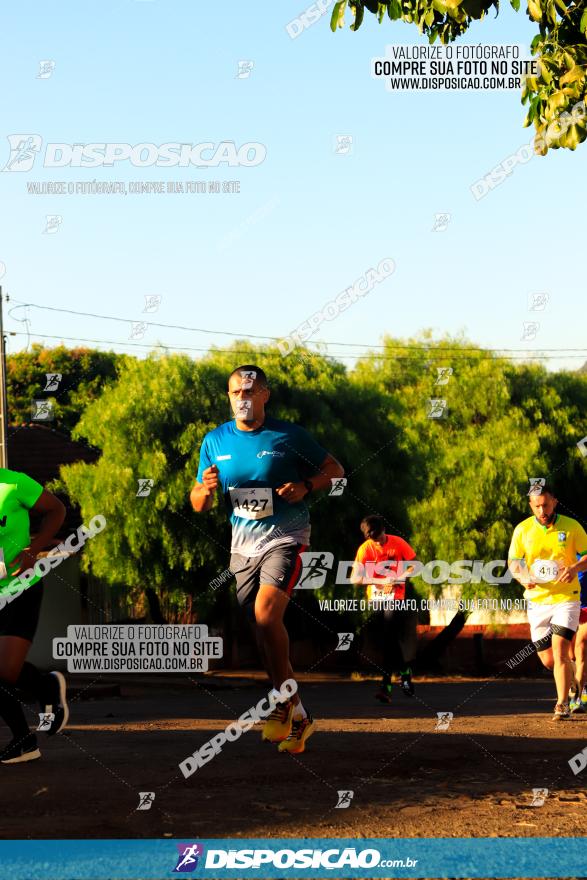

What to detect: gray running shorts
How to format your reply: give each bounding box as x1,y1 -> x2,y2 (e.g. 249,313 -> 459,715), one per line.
230,542 -> 308,607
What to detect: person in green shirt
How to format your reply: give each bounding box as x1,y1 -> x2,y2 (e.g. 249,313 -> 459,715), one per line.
0,467 -> 67,764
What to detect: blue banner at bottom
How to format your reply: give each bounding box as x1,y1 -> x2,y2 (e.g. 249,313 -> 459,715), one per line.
0,837 -> 585,879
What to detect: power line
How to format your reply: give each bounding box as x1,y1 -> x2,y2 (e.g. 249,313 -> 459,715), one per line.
7,331 -> 587,362
8,301 -> 278,342
8,300 -> 587,356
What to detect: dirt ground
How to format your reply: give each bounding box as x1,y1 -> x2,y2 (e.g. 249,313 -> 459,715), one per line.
0,672 -> 586,843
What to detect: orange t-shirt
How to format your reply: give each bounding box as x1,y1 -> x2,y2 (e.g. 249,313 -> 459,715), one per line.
353,534 -> 417,602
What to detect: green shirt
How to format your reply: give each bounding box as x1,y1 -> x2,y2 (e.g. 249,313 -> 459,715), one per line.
0,468 -> 43,596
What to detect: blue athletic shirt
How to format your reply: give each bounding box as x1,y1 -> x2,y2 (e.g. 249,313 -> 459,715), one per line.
196,417 -> 328,557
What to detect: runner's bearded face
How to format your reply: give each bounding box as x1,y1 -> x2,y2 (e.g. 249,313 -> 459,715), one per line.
227,376 -> 269,425
529,493 -> 557,526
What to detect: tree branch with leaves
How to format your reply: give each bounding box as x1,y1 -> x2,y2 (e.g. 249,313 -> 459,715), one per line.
331,0 -> 587,152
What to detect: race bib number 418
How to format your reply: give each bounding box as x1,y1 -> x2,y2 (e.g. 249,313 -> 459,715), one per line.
530,558 -> 560,583
229,487 -> 273,520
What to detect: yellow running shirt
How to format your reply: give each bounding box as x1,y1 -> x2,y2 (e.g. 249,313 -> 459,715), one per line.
508,513 -> 587,605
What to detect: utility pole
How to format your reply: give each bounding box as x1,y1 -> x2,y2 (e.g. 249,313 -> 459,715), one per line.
0,287 -> 8,468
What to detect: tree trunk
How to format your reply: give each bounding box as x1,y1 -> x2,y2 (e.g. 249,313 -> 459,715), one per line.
145,587 -> 166,624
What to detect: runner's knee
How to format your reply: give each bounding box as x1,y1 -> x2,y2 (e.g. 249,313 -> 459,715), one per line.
552,629 -> 573,660
254,605 -> 282,629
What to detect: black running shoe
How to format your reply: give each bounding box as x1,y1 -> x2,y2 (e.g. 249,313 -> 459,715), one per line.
400,669 -> 415,697
0,733 -> 41,764
42,671 -> 69,736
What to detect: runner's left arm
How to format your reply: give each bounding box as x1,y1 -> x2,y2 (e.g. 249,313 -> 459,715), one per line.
577,553 -> 587,572
277,454 -> 344,504
303,453 -> 344,491
555,526 -> 587,583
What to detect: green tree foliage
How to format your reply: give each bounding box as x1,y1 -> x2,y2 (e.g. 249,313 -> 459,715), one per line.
354,337 -> 548,605
505,362 -> 587,513
59,353 -> 229,613
7,344 -> 123,435
54,340 -> 587,625
332,0 -> 587,153
58,346 -> 410,618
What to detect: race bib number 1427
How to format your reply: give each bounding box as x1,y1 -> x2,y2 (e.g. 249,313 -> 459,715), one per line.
229,487 -> 273,520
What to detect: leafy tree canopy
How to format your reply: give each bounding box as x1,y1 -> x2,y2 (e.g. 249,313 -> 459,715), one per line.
55,339 -> 587,621
58,346 -> 411,617
7,344 -> 123,435
332,0 -> 587,152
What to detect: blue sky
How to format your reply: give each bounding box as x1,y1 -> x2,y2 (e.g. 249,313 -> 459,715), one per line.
0,0 -> 585,372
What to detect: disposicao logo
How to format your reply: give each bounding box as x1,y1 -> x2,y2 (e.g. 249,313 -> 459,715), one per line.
173,843 -> 204,872
2,135 -> 266,170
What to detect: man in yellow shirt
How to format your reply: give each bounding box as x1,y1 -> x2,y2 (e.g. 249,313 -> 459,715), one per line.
508,485 -> 587,721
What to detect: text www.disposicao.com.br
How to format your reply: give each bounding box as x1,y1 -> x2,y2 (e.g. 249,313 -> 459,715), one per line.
69,657 -> 203,671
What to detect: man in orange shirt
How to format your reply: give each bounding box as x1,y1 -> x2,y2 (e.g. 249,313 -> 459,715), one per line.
352,515 -> 418,703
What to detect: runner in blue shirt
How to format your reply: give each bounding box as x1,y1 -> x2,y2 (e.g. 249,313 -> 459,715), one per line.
190,364 -> 344,754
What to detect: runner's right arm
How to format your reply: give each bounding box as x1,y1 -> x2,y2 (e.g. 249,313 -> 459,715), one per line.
507,525 -> 536,588
508,558 -> 533,586
190,465 -> 219,513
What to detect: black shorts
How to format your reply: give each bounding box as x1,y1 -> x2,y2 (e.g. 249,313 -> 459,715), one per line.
380,606 -> 418,668
0,582 -> 44,641
230,542 -> 307,609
